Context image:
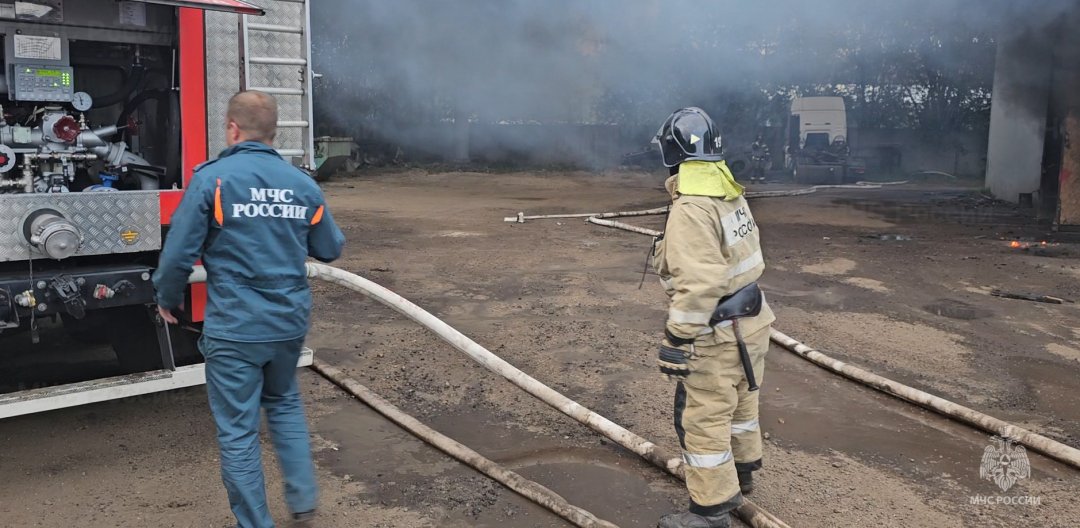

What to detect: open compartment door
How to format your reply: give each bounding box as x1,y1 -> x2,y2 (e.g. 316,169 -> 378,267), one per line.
129,0 -> 266,16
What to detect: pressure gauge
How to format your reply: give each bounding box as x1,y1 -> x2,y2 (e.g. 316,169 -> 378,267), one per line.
72,92 -> 93,112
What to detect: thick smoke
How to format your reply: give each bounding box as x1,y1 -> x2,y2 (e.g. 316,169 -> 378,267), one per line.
311,0 -> 1077,168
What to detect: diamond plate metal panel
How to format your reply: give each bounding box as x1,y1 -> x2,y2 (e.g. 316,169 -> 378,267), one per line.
246,2 -> 304,122
244,0 -> 311,162
206,1 -> 312,164
247,12 -> 302,57
275,129 -> 302,153
206,10 -> 242,157
0,192 -> 162,262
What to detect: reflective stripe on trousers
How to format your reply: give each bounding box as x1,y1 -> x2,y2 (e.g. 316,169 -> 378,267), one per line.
672,327 -> 771,510
673,381 -> 741,508
731,418 -> 760,435
684,449 -> 734,468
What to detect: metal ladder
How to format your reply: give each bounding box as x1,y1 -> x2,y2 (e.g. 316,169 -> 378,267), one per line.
239,0 -> 314,168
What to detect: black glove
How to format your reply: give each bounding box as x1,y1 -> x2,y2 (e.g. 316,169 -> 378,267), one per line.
658,340 -> 693,381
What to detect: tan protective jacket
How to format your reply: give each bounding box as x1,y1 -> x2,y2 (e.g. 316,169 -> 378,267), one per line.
653,175 -> 775,347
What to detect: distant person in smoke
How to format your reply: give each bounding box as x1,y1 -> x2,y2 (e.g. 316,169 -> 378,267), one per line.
153,90 -> 345,528
750,134 -> 770,183
650,107 -> 775,528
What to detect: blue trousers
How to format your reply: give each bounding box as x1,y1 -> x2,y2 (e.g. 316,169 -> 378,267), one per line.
200,335 -> 318,528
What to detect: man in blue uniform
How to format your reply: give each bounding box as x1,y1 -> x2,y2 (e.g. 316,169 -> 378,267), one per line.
153,90 -> 345,528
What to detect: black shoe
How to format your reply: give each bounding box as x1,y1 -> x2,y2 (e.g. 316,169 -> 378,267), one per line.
657,511 -> 731,528
292,510 -> 316,525
738,470 -> 754,495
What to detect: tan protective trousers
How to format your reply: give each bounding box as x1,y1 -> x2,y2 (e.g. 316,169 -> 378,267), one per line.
674,324 -> 769,515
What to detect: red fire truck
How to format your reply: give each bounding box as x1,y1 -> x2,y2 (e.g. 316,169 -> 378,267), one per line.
0,0 -> 314,417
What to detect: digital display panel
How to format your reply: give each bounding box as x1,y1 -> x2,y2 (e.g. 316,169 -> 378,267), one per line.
12,65 -> 74,101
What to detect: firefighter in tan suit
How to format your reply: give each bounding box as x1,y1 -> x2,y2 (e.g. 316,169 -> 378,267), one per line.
651,108 -> 775,528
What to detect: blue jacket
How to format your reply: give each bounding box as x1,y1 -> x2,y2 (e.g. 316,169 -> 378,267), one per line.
153,141 -> 346,342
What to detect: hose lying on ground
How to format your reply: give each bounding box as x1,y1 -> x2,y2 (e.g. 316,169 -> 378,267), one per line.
587,217 -> 662,236
504,206 -> 670,223
504,180 -> 911,223
310,359 -> 619,528
303,262 -> 791,528
572,221 -> 1080,471
745,188 -> 818,198
909,170 -> 957,180
769,330 -> 1080,470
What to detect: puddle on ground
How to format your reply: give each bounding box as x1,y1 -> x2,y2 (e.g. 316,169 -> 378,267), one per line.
922,299 -> 993,320
318,401 -> 681,527
450,453 -> 679,528
317,404 -> 461,481
763,347 -> 1069,487
427,411 -> 681,527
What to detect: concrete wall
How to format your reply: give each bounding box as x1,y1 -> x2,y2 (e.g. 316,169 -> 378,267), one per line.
1061,112 -> 1080,225
985,35 -> 1054,203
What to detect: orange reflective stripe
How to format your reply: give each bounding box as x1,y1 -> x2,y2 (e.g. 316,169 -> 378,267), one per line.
310,205 -> 325,225
213,178 -> 224,225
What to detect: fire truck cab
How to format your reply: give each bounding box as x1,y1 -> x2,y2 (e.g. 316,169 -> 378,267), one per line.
0,0 -> 314,418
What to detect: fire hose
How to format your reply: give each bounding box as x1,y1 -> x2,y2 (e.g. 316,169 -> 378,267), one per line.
503,181 -> 909,224
769,330 -> 1080,469
571,218 -> 1080,471
301,263 -> 791,528
192,264 -> 630,526
503,206 -> 670,223
311,360 -> 619,528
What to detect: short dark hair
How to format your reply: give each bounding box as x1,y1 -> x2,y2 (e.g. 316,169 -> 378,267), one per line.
227,90 -> 278,143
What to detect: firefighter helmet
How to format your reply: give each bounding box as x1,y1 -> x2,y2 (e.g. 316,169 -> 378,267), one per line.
652,107 -> 724,167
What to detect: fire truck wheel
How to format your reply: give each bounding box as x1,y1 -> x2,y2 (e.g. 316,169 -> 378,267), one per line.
107,306 -> 201,373
61,312 -> 111,345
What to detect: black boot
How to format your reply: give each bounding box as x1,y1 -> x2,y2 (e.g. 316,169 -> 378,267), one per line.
657,511 -> 732,528
737,470 -> 754,495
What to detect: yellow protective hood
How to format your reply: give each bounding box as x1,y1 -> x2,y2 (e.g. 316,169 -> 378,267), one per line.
675,160 -> 744,201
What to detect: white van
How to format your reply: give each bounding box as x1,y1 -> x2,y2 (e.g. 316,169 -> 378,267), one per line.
790,96 -> 848,151
786,97 -> 863,184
